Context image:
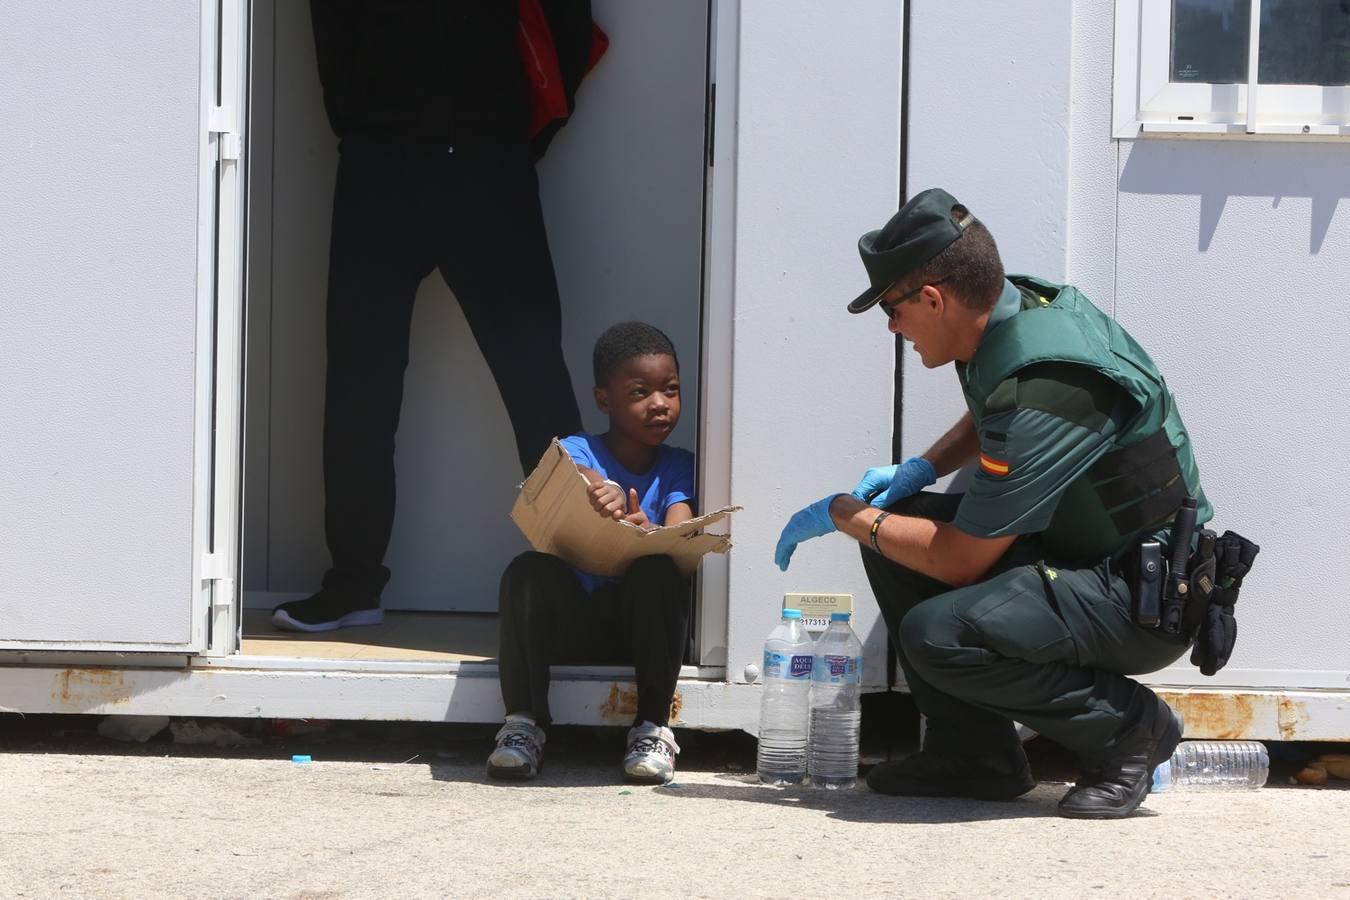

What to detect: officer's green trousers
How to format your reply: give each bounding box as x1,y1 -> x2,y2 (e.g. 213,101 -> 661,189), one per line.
862,493 -> 1188,763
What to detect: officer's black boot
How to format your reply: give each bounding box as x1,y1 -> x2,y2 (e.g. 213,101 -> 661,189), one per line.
1058,697 -> 1183,820
866,749 -> 1036,801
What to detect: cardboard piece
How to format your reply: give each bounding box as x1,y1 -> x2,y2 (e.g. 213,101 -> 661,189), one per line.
510,439 -> 739,577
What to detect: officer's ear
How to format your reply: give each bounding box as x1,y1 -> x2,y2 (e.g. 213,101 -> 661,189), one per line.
922,283 -> 946,316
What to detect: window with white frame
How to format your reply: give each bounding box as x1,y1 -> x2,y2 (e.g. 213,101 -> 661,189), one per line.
1114,0 -> 1350,137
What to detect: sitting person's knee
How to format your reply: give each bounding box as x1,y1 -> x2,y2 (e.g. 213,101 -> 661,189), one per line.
626,554 -> 680,581
501,551 -> 566,592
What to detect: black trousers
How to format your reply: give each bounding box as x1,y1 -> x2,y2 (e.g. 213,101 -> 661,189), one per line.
497,552 -> 691,728
321,139 -> 582,599
861,492 -> 1188,762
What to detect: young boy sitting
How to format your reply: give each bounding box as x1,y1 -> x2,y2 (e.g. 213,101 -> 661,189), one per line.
489,321 -> 695,784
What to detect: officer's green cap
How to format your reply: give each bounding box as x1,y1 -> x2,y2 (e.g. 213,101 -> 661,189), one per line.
847,188 -> 976,314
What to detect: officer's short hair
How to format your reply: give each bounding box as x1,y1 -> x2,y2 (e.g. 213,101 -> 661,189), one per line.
902,205 -> 1004,312
592,321 -> 679,386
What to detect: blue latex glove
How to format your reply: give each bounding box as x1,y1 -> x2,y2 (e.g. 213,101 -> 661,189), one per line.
850,456 -> 936,508
774,494 -> 841,572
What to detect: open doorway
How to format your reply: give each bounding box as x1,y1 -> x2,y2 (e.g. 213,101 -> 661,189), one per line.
239,2 -> 712,663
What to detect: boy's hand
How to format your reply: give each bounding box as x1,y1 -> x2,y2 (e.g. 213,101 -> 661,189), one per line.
587,479 -> 627,519
621,488 -> 656,531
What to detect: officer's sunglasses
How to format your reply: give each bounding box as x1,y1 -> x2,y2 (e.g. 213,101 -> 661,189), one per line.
878,276 -> 950,320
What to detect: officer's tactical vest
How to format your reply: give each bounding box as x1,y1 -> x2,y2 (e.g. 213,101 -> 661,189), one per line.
961,275 -> 1211,561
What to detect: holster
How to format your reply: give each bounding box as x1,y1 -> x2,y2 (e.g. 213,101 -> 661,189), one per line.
1122,540 -> 1165,628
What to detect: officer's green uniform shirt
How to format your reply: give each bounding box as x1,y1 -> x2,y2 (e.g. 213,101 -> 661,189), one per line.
953,280 -> 1142,561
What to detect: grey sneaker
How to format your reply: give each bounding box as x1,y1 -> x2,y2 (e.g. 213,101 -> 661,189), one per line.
487,718 -> 545,780
623,722 -> 680,784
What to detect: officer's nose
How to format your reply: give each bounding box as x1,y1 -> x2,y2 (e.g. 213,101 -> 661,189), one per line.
887,309 -> 904,336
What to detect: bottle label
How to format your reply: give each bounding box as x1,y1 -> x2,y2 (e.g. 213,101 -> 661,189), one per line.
811,654 -> 861,684
764,650 -> 813,679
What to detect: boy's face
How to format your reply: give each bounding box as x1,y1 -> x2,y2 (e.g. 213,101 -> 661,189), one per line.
594,353 -> 682,447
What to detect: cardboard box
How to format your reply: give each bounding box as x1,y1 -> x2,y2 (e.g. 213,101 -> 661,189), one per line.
510,439 -> 739,577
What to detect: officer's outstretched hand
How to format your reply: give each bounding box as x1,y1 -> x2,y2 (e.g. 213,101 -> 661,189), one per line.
850,456 -> 936,508
774,494 -> 841,571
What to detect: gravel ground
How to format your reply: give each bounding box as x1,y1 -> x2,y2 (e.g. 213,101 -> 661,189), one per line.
1,717 -> 1347,899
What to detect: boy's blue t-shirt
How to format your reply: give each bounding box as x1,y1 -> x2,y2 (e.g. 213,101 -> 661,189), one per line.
559,433 -> 696,593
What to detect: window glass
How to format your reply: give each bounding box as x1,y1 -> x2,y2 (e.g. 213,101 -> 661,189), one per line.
1172,0 -> 1251,83
1258,0 -> 1350,85
1173,0 -> 1350,85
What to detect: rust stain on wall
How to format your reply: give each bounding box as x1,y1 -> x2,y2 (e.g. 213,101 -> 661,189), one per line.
1154,690 -> 1321,741
1159,691 -> 1256,739
598,683 -> 682,726
1277,696 -> 1308,741
54,668 -> 132,709
599,683 -> 639,724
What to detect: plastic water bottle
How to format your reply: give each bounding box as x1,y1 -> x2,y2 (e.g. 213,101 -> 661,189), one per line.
808,612 -> 863,789
1152,741 -> 1269,791
756,609 -> 814,785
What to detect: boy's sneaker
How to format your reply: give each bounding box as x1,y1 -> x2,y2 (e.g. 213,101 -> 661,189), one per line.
487,717 -> 545,780
271,590 -> 383,633
623,722 -> 680,784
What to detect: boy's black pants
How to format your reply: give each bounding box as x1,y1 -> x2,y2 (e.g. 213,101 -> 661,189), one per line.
498,552 -> 691,728
321,139 -> 582,600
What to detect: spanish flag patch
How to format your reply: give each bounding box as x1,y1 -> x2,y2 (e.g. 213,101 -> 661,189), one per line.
979,453 -> 1011,477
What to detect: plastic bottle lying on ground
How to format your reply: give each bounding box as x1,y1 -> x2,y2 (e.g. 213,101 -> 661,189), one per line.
1152,741 -> 1269,791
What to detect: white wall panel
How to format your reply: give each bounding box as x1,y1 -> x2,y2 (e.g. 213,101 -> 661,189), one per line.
901,1 -> 1075,473
1115,138 -> 1350,688
725,0 -> 902,686
1066,0 -> 1119,309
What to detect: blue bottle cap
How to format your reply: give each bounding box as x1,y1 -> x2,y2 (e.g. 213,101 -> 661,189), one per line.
782,609 -> 802,619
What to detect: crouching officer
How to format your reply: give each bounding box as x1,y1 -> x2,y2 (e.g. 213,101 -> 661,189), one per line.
775,188 -> 1237,819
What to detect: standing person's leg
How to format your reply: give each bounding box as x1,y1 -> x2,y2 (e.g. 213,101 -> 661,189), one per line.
857,493 -> 1034,798
273,142 -> 436,632
898,560 -> 1187,817
492,551 -> 621,779
434,148 -> 582,474
614,554 -> 690,783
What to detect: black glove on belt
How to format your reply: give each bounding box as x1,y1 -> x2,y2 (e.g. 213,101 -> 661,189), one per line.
1190,530 -> 1260,676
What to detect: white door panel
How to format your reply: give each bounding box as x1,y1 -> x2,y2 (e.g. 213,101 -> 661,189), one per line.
0,2 -> 227,649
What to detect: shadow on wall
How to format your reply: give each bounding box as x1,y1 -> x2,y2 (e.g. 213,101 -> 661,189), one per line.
1118,140 -> 1349,253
